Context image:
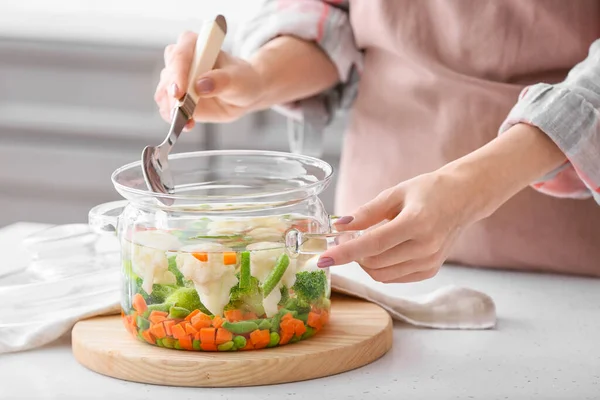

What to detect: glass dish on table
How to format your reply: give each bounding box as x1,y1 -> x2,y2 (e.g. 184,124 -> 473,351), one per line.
89,150 -> 361,352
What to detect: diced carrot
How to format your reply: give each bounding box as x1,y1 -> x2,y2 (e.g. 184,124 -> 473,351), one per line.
192,252 -> 208,262
250,329 -> 271,349
201,343 -> 217,351
223,252 -> 237,265
185,309 -> 201,322
212,316 -> 224,329
185,323 -> 199,336
149,311 -> 168,325
194,331 -> 202,341
224,309 -> 243,322
215,328 -> 233,345
171,323 -> 187,340
149,310 -> 168,318
240,341 -> 254,351
191,313 -> 212,330
293,320 -> 307,337
281,312 -> 294,322
141,330 -> 155,345
307,312 -> 323,330
279,331 -> 294,345
179,335 -> 193,350
132,293 -> 147,314
320,310 -> 330,325
200,327 -> 216,345
280,319 -> 295,335
243,312 -> 258,321
150,323 -> 167,339
162,320 -> 176,336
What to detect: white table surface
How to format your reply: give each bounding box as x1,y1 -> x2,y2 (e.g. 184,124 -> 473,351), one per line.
1,222 -> 599,399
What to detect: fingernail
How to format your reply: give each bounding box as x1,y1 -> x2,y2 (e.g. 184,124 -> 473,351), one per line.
169,83 -> 179,98
317,257 -> 335,268
195,78 -> 214,94
335,216 -> 354,225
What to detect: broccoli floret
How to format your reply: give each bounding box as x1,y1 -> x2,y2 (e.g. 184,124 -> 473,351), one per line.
225,275 -> 265,316
292,270 -> 328,305
131,276 -> 178,305
165,287 -> 211,315
278,285 -> 290,306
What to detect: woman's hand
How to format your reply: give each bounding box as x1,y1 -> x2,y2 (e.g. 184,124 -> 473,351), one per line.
317,171 -> 482,283
317,123 -> 567,283
154,31 -> 265,129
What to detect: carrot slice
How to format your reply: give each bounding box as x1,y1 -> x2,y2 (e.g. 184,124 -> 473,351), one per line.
161,320 -> 175,336
150,323 -> 167,339
307,312 -> 323,330
185,324 -> 199,336
215,328 -> 233,345
132,293 -> 147,314
185,309 -> 201,322
191,313 -> 213,330
200,327 -> 216,345
222,252 -> 237,265
212,316 -> 224,329
171,324 -> 187,340
240,340 -> 254,351
279,331 -> 294,345
192,252 -> 208,262
250,329 -> 270,349
293,320 -> 307,337
224,309 -> 243,322
280,319 -> 295,335
179,335 -> 193,350
141,330 -> 155,345
201,343 -> 217,351
281,312 -> 294,322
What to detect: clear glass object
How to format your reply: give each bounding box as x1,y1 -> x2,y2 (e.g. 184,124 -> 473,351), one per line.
89,150 -> 361,352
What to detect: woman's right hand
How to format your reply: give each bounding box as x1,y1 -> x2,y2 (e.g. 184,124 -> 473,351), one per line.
154,31 -> 265,130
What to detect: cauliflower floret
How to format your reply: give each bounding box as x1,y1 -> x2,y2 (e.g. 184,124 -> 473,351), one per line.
206,216 -> 291,238
130,230 -> 181,294
176,242 -> 238,316
298,255 -> 321,272
246,242 -> 297,317
246,227 -> 285,242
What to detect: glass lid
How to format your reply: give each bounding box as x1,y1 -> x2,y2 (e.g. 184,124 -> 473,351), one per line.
112,150 -> 334,210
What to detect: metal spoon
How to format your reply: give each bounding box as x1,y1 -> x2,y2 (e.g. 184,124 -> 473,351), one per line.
142,15 -> 227,205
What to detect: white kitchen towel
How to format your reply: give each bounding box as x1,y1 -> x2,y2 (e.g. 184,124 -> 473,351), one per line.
0,223 -> 496,354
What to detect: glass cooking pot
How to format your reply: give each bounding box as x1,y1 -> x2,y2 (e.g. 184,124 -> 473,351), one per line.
89,150 -> 361,352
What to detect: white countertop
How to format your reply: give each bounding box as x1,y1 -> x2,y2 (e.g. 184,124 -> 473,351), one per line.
2,222 -> 599,399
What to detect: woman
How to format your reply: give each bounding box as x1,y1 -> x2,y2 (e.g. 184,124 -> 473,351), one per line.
154,0 -> 600,282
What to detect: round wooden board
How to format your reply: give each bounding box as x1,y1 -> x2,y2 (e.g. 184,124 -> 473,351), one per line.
71,294 -> 393,387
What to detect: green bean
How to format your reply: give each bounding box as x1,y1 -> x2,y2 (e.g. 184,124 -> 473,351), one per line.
301,326 -> 317,340
136,316 -> 150,331
267,332 -> 280,348
258,319 -> 272,330
222,321 -> 259,335
261,253 -> 290,297
239,251 -> 251,289
168,306 -> 190,319
217,341 -> 235,351
162,337 -> 175,349
193,340 -> 201,350
155,338 -> 164,347
174,340 -> 182,350
296,313 -> 309,323
289,336 -> 301,344
233,335 -> 247,349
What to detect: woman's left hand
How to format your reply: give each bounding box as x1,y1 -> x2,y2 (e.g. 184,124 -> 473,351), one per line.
317,170 -> 486,283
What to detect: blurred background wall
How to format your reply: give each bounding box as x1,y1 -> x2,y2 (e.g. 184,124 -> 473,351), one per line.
0,0 -> 348,227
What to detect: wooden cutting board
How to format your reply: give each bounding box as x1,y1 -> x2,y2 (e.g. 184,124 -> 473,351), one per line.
71,294 -> 393,387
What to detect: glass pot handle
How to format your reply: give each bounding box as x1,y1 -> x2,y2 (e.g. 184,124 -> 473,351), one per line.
285,229 -> 363,257
88,200 -> 128,234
